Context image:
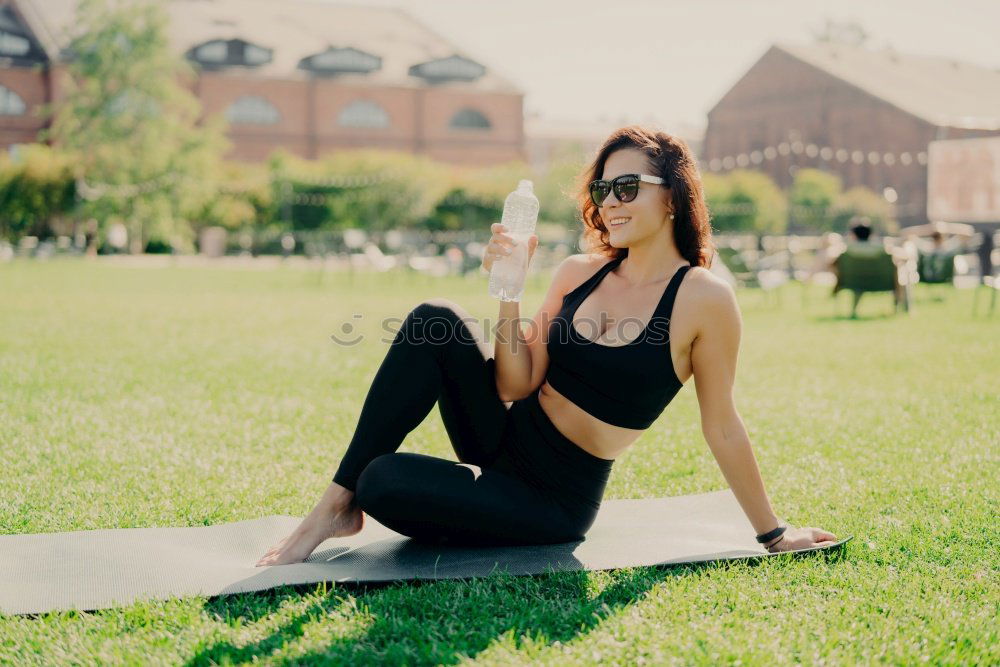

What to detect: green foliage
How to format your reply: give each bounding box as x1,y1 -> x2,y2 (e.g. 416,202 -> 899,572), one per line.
265,149 -> 536,233
43,0 -> 228,253
703,167 -> 896,235
704,169 -> 787,234
267,149 -> 449,232
0,145 -> 76,240
533,149 -> 589,227
789,170 -> 896,234
194,161 -> 273,231
438,158 -> 529,230
789,168 -> 842,232
425,188 -> 501,231
833,186 -> 896,234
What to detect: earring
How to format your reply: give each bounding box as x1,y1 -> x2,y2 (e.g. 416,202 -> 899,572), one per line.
669,214 -> 675,220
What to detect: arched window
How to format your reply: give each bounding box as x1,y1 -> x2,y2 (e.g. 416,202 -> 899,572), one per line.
225,95 -> 279,125
337,100 -> 389,128
449,108 -> 490,130
0,85 -> 26,115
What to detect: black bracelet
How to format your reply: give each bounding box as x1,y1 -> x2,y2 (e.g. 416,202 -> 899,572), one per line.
755,524 -> 787,544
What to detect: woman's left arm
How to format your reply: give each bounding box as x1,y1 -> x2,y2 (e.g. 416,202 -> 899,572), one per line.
689,277 -> 838,552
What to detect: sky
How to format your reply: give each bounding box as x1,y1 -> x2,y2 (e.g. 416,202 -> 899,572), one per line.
341,0 -> 1000,133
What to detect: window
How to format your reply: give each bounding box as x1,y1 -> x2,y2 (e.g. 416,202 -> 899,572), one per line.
337,100 -> 389,128
409,55 -> 486,83
244,44 -> 270,66
299,47 -> 381,75
449,108 -> 490,130
188,39 -> 272,68
225,96 -> 279,125
0,85 -> 26,115
195,40 -> 227,63
0,30 -> 29,56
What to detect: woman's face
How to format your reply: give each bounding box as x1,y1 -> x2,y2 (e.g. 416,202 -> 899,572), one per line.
597,148 -> 672,248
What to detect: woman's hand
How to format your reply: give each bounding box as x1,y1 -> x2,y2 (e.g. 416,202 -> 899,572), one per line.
481,222 -> 538,273
766,525 -> 839,553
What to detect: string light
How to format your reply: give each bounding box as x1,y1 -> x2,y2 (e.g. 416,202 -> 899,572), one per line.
705,132 -> 929,173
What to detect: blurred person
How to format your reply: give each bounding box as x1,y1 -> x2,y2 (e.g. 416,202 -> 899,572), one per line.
898,222 -> 973,285
256,126 -> 838,566
844,218 -> 880,252
832,218 -> 913,308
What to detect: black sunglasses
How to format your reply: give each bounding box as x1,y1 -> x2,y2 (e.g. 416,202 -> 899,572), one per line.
589,173 -> 665,207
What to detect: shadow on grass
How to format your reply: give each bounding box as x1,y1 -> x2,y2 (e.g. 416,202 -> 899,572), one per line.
187,546 -> 848,665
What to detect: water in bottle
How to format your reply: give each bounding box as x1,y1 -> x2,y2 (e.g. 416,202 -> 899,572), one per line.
489,179 -> 539,302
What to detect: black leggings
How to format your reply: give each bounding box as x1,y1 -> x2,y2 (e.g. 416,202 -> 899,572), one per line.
332,299 -> 614,546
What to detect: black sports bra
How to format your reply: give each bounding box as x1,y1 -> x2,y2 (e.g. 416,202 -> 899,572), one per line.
545,254 -> 690,429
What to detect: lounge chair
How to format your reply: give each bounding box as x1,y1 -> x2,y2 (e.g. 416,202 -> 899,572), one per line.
833,249 -> 909,318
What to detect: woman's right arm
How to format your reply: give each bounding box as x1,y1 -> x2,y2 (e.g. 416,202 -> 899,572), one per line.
493,255 -> 585,402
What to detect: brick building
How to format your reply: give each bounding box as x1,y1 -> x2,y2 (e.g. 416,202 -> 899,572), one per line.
703,41 -> 1000,228
0,0 -> 525,165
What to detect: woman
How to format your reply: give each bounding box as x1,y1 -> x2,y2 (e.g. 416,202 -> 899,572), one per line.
256,126 -> 838,566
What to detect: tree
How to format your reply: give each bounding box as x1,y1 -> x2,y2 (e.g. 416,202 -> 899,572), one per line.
0,145 -> 76,241
268,149 -> 452,232
533,148 -> 589,228
703,169 -> 787,234
425,188 -> 501,232
788,168 -> 842,233
832,186 -> 897,234
43,0 -> 227,254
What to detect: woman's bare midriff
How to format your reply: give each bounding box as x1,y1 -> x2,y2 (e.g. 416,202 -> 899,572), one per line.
536,381 -> 644,460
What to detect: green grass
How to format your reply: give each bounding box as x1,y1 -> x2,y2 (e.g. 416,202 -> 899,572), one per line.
1,258 -> 997,665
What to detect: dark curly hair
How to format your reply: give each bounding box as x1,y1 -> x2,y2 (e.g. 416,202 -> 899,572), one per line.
574,125 -> 715,267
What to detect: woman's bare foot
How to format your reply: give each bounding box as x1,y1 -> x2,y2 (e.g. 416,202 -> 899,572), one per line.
255,484 -> 365,566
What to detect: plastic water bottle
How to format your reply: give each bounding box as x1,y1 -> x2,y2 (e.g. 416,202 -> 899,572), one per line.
489,179 -> 539,302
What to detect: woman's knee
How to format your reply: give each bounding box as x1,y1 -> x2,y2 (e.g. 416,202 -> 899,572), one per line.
408,299 -> 465,328
354,454 -> 401,512
419,297 -> 465,315
405,299 -> 484,351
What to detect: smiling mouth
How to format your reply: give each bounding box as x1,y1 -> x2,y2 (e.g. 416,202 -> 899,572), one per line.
609,218 -> 630,227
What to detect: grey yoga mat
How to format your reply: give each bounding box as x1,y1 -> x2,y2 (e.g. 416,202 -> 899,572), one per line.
1,489 -> 850,616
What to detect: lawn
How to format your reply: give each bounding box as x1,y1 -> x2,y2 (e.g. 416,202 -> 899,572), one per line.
1,258 -> 997,665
